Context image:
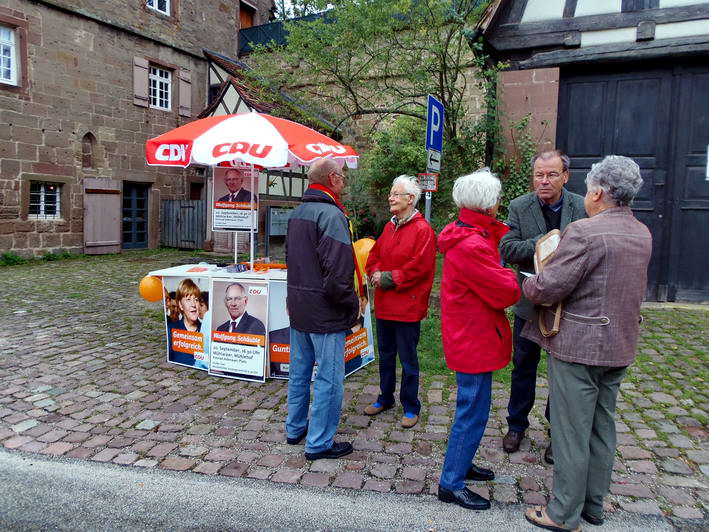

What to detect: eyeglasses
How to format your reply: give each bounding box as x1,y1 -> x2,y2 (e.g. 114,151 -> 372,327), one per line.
533,171 -> 566,180
388,192 -> 412,198
225,296 -> 245,303
332,172 -> 347,182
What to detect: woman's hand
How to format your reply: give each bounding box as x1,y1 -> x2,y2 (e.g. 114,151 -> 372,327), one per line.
369,270 -> 382,288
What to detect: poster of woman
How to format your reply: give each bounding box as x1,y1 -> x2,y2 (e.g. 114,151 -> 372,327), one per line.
163,276 -> 211,370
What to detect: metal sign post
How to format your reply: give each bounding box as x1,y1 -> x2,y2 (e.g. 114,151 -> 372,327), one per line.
425,95 -> 444,222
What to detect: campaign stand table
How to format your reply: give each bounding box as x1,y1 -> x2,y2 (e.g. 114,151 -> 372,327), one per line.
151,264 -> 375,383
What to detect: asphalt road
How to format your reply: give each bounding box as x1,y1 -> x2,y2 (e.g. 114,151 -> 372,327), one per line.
0,449 -> 680,532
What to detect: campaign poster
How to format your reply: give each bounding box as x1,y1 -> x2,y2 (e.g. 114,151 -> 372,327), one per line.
208,279 -> 268,383
212,166 -> 259,232
344,297 -> 376,376
267,281 -> 290,379
269,284 -> 375,380
163,274 -> 211,371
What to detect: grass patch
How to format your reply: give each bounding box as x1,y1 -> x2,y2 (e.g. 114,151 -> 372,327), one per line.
1,249 -> 81,267
0,252 -> 29,266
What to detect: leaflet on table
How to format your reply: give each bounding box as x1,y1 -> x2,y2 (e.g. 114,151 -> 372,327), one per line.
208,278 -> 268,383
162,275 -> 211,371
212,167 -> 259,232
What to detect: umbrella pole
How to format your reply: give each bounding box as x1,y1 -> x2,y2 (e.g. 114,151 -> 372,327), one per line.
234,231 -> 238,265
250,171 -> 255,270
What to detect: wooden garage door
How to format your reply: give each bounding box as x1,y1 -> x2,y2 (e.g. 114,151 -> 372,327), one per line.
557,61 -> 709,302
84,178 -> 121,255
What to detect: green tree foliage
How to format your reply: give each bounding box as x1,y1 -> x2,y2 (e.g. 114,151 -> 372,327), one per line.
249,1 -> 489,146
251,1 -> 537,229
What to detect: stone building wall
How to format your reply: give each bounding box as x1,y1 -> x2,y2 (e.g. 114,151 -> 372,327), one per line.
498,68 -> 560,156
0,0 -> 272,256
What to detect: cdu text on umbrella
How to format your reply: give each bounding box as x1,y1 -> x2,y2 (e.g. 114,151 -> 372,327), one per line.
213,142 -> 273,159
155,144 -> 189,163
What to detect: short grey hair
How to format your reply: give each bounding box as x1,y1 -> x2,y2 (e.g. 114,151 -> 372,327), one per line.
392,175 -> 422,205
531,149 -> 570,172
585,155 -> 643,207
452,167 -> 501,211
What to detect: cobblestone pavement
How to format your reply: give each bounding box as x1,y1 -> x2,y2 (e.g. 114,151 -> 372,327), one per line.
1,250 -> 707,528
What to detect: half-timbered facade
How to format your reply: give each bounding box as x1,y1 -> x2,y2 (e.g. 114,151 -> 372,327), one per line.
479,0 -> 709,302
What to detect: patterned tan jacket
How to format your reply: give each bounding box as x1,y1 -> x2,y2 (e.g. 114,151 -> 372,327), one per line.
522,207 -> 652,367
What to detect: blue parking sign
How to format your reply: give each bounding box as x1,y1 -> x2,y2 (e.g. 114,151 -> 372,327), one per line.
426,95 -> 444,152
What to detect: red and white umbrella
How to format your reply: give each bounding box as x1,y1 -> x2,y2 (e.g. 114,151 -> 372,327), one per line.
145,112 -> 359,169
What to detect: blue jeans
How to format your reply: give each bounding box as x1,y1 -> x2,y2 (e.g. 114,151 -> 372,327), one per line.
286,328 -> 346,454
440,371 -> 492,491
376,319 -> 421,415
506,315 -> 550,433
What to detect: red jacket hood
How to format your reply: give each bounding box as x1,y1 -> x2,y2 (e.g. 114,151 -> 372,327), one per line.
438,209 -> 509,254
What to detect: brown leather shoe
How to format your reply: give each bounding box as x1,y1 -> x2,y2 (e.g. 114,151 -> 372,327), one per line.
401,414 -> 418,429
363,402 -> 393,416
543,442 -> 554,465
502,429 -> 524,453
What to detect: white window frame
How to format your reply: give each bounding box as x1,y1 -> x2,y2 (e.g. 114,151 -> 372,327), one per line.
29,182 -> 62,220
0,24 -> 17,86
146,0 -> 170,16
149,65 -> 171,111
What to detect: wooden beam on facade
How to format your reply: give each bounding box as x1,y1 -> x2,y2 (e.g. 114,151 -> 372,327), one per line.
489,5 -> 709,51
515,35 -> 709,68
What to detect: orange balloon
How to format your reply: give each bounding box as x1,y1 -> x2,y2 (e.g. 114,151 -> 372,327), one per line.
353,238 -> 376,274
139,275 -> 164,302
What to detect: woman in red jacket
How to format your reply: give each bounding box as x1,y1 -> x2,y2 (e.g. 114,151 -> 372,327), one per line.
437,168 -> 520,511
364,175 -> 437,429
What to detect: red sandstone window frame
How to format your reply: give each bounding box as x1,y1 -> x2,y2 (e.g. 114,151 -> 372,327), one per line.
142,0 -> 180,20
0,13 -> 28,96
149,64 -> 172,110
28,182 -> 63,221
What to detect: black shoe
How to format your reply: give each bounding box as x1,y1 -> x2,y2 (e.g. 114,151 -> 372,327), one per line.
581,511 -> 604,526
286,425 -> 308,445
465,463 -> 495,482
502,429 -> 524,453
543,442 -> 554,465
438,486 -> 490,510
304,441 -> 353,461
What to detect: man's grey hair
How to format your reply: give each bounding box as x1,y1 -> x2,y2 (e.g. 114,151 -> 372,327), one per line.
532,149 -> 570,172
307,158 -> 341,185
392,175 -> 422,205
452,167 -> 501,211
585,155 -> 643,207
224,282 -> 246,297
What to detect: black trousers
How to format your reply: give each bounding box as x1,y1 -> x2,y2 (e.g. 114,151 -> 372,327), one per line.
375,318 -> 421,415
506,315 -> 550,433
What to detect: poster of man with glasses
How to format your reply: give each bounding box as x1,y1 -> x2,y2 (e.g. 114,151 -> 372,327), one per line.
209,279 -> 268,382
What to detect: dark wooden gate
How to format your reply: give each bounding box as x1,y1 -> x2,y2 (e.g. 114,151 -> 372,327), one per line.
161,200 -> 206,250
557,60 -> 709,302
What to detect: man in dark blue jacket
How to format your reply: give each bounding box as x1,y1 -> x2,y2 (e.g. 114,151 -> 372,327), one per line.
284,158 -> 359,460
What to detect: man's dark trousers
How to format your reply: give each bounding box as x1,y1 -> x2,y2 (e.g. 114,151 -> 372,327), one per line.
376,319 -> 421,416
506,315 -> 550,432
